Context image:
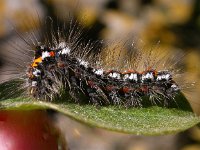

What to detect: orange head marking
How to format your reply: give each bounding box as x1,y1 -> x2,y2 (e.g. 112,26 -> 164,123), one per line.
31,57 -> 42,67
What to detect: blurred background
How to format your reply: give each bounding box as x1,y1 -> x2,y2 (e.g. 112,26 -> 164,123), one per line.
0,0 -> 200,149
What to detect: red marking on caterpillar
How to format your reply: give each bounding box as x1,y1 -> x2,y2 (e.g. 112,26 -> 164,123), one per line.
0,16 -> 198,109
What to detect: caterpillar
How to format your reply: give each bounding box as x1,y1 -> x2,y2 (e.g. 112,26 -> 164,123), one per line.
0,16 -> 194,108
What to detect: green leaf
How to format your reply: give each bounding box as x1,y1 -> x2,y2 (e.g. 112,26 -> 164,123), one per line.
0,97 -> 200,135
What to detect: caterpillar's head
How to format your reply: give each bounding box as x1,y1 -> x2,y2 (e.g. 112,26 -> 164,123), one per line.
27,43 -> 70,100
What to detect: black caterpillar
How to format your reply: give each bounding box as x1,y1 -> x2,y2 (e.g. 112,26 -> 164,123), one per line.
27,42 -> 180,107
0,18 -> 186,107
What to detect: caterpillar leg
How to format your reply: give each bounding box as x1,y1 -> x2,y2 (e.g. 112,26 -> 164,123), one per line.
124,93 -> 142,108
108,90 -> 121,105
86,80 -> 110,105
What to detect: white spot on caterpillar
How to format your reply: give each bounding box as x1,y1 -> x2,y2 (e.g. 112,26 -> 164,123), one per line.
33,69 -> 41,77
157,75 -> 162,81
78,59 -> 89,68
123,74 -> 129,80
57,42 -> 71,55
94,69 -> 104,76
109,72 -> 121,79
156,72 -> 171,81
61,47 -> 71,55
129,73 -> 138,81
165,74 -> 171,80
42,51 -> 50,59
31,81 -> 37,87
141,72 -> 154,82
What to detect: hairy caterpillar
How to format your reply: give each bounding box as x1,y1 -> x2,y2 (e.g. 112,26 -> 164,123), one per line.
0,16 -> 195,108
